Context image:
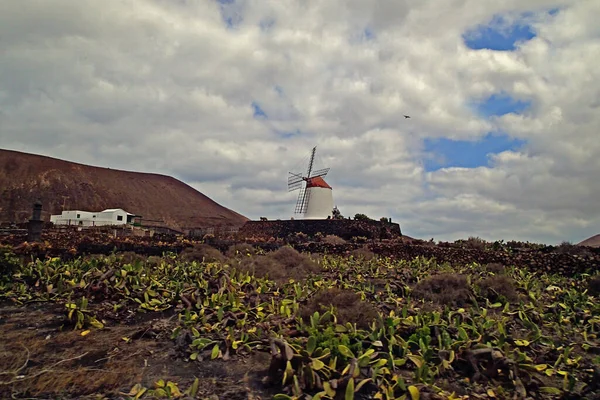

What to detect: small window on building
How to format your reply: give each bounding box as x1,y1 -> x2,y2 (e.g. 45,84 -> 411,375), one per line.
77,214 -> 81,218
117,215 -> 123,221
93,215 -> 96,218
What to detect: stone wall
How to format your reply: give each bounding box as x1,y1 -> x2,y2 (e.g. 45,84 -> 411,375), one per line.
237,219 -> 402,241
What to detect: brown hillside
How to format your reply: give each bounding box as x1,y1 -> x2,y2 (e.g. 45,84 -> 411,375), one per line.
577,234 -> 600,248
0,149 -> 248,231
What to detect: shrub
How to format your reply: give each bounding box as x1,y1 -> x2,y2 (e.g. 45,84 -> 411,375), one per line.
287,232 -> 308,245
354,213 -> 373,221
555,241 -> 592,256
234,246 -> 320,283
180,244 -> 224,263
321,235 -> 346,245
0,246 -> 20,282
299,288 -> 378,329
463,236 -> 487,250
588,275 -> 600,296
485,263 -> 506,275
350,246 -> 376,261
411,274 -> 473,307
477,275 -> 518,303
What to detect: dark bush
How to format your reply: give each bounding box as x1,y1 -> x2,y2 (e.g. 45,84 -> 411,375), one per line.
299,288 -> 378,329
321,235 -> 346,245
234,246 -> 320,283
411,274 -> 473,307
477,275 -> 518,303
588,275 -> 600,296
1,246 -> 20,281
180,244 -> 225,263
485,263 -> 506,275
554,241 -> 593,257
463,236 -> 487,250
350,246 -> 376,261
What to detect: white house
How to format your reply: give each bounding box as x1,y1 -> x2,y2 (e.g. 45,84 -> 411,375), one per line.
50,208 -> 138,227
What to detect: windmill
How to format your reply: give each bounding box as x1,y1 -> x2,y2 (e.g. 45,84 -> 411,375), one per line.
288,146 -> 334,219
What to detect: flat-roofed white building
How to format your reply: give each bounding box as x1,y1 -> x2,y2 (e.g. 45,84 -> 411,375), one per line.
50,208 -> 138,227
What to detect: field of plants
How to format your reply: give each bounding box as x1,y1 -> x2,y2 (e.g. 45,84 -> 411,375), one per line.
1,240 -> 599,400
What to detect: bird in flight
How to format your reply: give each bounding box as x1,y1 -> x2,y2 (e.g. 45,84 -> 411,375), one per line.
404,115 -> 410,119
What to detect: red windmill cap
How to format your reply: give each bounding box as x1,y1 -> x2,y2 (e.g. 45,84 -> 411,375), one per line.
306,176 -> 332,189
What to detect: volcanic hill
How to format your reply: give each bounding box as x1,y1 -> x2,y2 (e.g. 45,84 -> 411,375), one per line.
0,149 -> 248,231
577,234 -> 600,248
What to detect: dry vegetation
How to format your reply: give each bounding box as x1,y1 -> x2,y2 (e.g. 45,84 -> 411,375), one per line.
320,235 -> 347,245
350,246 -> 376,260
1,239 -> 600,400
476,275 -> 519,303
411,273 -> 474,307
299,288 -> 378,329
233,246 -> 321,283
588,274 -> 600,296
180,243 -> 226,263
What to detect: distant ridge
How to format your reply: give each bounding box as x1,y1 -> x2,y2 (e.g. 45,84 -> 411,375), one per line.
0,149 -> 248,231
577,234 -> 600,248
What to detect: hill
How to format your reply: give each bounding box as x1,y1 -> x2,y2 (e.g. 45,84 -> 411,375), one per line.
0,149 -> 248,231
577,234 -> 600,248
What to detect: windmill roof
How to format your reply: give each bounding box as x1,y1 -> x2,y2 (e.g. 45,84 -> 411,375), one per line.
307,176 -> 332,189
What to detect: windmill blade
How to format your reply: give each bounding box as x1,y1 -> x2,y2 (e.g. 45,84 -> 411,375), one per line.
306,146 -> 316,178
300,186 -> 312,214
288,172 -> 304,191
288,171 -> 303,181
288,181 -> 303,191
294,188 -> 308,213
311,167 -> 330,177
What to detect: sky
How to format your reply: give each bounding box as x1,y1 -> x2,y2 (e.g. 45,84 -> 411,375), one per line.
1,0 -> 598,245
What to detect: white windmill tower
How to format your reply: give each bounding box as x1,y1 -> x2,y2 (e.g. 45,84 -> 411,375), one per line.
288,146 -> 334,219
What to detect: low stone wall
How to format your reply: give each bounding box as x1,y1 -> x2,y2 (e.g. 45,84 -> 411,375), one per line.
238,219 -> 402,241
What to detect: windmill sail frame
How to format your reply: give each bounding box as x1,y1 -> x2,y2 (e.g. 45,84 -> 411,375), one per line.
287,146 -> 331,216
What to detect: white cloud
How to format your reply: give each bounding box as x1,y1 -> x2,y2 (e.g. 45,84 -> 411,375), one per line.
1,0 -> 598,244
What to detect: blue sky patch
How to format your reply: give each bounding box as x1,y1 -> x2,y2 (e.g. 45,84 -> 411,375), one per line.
251,102 -> 267,119
473,93 -> 531,117
260,18 -> 275,32
548,8 -> 560,16
463,13 -> 536,51
277,129 -> 301,139
217,0 -> 243,29
363,28 -> 375,41
423,133 -> 526,171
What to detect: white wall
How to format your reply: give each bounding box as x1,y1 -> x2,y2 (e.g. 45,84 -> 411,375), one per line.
304,187 -> 334,219
50,209 -> 131,226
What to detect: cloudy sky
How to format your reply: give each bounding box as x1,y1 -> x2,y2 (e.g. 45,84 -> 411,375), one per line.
1,0 -> 598,244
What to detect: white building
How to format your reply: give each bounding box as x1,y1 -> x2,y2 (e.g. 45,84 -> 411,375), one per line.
303,176 -> 334,219
50,208 -> 138,227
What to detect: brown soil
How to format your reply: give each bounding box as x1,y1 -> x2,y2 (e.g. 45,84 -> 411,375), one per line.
0,302 -> 274,399
0,149 -> 248,230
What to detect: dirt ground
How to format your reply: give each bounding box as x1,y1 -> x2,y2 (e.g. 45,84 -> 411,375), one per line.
0,302 -> 276,399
